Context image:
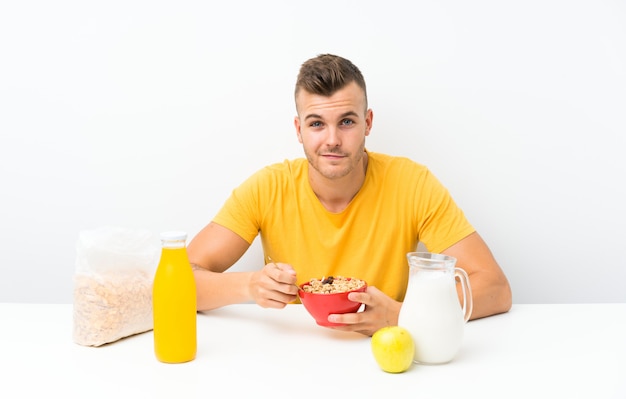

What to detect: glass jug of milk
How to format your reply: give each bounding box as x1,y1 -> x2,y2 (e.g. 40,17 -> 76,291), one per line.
398,252 -> 473,364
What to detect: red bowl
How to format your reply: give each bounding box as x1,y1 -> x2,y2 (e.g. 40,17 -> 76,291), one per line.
298,280 -> 367,326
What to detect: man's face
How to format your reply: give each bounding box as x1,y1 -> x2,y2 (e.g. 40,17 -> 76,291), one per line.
294,81 -> 373,181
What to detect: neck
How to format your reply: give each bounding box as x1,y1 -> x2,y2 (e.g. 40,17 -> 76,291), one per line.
310,151 -> 369,213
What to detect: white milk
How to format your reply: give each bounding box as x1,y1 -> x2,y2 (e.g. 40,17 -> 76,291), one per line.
398,270 -> 465,364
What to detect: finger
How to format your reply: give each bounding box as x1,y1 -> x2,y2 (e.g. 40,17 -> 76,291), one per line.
262,267 -> 299,298
265,263 -> 297,285
347,291 -> 370,304
258,297 -> 290,309
266,291 -> 298,306
256,286 -> 297,308
327,312 -> 361,325
326,313 -> 377,336
262,263 -> 283,281
348,285 -> 385,305
272,262 -> 297,276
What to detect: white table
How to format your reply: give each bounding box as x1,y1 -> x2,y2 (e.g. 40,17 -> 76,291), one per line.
1,303 -> 625,398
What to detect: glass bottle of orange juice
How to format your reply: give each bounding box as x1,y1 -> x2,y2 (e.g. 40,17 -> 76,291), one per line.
152,231 -> 197,363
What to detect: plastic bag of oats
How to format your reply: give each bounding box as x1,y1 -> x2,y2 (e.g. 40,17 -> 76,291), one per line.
73,226 -> 160,346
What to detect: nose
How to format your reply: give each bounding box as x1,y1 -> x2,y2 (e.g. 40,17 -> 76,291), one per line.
325,126 -> 341,147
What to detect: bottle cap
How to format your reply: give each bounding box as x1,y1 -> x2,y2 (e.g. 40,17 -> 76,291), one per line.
160,231 -> 188,241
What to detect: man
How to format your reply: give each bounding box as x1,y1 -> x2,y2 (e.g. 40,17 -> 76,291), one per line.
187,54 -> 512,336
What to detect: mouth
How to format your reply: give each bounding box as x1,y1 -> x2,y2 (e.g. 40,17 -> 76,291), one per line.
321,153 -> 346,159
321,155 -> 345,164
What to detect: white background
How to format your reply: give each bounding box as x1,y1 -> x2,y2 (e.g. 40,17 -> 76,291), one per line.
1,0 -> 624,304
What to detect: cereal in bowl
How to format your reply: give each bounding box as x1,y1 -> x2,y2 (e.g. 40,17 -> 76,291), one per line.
303,276 -> 366,294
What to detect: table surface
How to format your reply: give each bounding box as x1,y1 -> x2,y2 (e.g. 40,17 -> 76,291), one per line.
1,303 -> 625,398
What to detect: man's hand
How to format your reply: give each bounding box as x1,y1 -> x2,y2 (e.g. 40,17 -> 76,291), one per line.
325,286 -> 402,336
248,261 -> 299,308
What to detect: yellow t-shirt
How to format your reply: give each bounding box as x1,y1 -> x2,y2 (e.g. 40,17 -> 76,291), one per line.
213,151 -> 475,301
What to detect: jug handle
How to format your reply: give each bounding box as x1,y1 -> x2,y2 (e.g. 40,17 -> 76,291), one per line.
455,267 -> 474,322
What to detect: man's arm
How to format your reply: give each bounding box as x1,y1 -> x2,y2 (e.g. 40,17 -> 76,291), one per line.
442,231 -> 512,320
310,230 -> 511,336
187,222 -> 298,311
187,222 -> 252,310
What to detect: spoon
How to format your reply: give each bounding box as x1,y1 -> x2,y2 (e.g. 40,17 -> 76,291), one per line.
266,256 -> 304,292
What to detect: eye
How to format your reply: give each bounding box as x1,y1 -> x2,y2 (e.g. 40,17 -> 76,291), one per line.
309,121 -> 323,128
341,119 -> 354,126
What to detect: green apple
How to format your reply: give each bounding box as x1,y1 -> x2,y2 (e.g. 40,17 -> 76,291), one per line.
371,326 -> 415,373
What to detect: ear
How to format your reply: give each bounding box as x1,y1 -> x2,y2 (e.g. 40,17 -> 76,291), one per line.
294,116 -> 303,143
365,108 -> 373,137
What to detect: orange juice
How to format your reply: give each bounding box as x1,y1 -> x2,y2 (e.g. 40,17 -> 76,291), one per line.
152,232 -> 197,363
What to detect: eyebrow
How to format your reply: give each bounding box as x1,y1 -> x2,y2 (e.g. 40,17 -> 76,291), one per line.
304,111 -> 360,121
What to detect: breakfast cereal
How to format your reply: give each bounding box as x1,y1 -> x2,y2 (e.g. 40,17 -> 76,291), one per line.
303,276 -> 365,294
